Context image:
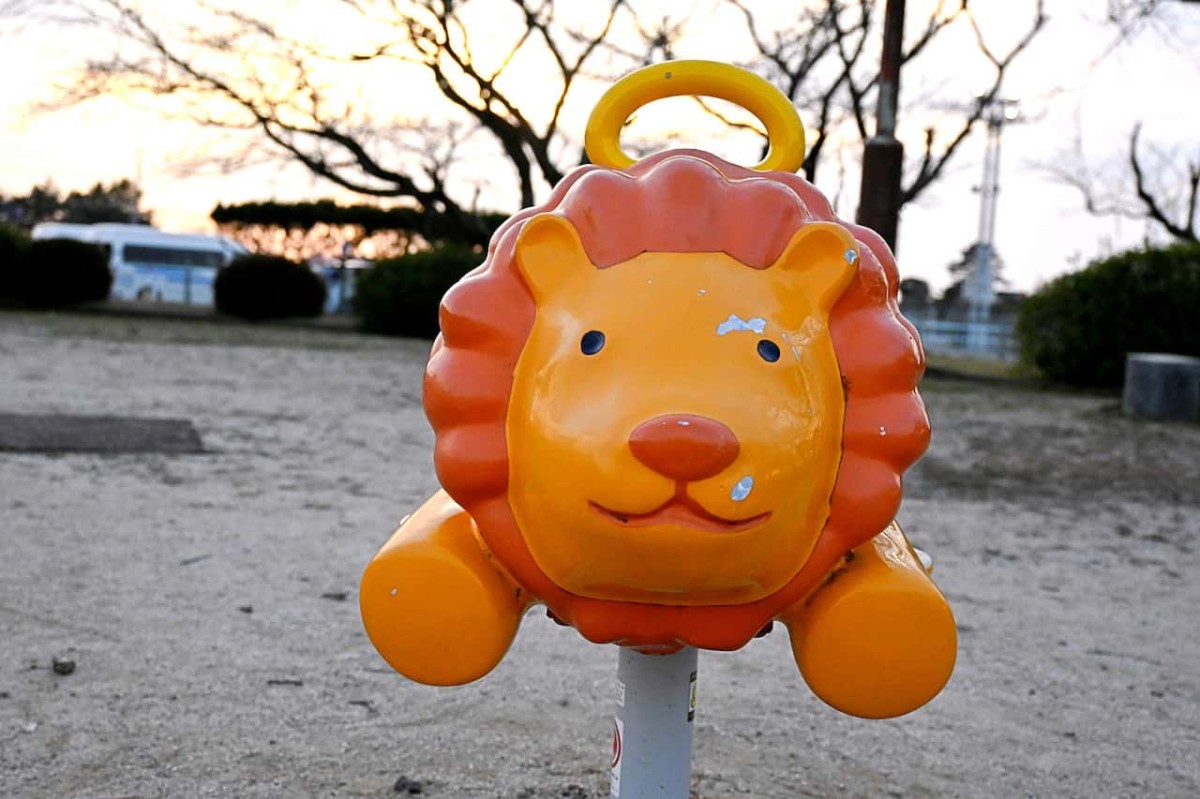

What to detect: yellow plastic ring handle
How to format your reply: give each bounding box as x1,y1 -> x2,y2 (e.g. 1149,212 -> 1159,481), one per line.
585,60 -> 806,173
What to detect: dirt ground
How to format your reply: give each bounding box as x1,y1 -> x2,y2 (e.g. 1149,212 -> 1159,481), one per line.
1,310 -> 1197,799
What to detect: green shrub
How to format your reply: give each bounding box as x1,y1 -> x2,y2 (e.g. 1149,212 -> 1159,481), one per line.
8,237 -> 112,308
1017,243 -> 1200,387
214,254 -> 326,320
0,222 -> 29,264
354,244 -> 482,338
0,223 -> 31,303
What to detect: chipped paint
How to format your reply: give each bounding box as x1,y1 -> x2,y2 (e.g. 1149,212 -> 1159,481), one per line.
730,476 -> 754,502
845,248 -> 859,264
697,289 -> 707,296
716,315 -> 767,336
780,317 -> 825,360
780,331 -> 805,361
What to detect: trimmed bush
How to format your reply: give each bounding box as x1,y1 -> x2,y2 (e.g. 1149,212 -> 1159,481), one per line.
1017,243 -> 1200,387
0,222 -> 29,263
354,244 -> 482,338
0,223 -> 31,303
7,237 -> 112,308
214,254 -> 326,320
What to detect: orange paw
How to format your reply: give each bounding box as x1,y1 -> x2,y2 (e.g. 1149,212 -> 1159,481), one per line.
784,523 -> 956,719
360,492 -> 526,686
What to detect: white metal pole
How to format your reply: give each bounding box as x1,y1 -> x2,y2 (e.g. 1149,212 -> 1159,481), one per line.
611,646 -> 698,799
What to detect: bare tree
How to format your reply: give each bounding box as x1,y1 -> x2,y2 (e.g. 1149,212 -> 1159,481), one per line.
725,0 -> 1045,205
32,0 -> 1047,241
1106,0 -> 1200,41
1052,125 -> 1198,244
1126,126 -> 1199,242
1047,1 -> 1199,244
44,0 -> 642,244
0,0 -> 37,15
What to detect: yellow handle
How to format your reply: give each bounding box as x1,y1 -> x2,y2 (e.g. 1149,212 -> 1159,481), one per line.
584,60 -> 806,173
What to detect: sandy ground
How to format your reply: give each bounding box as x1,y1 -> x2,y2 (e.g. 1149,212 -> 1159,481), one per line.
0,310 -> 1197,799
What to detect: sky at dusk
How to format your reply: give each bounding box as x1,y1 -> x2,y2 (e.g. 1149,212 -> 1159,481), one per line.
1,0 -> 1197,295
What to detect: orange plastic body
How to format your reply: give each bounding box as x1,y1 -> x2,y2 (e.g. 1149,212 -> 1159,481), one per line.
361,62 -> 956,719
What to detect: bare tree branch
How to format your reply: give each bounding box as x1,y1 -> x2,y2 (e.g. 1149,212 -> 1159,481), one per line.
901,0 -> 1046,203
36,0 -> 644,243
1105,0 -> 1200,40
720,0 -> 1045,205
1046,120 -> 1199,243
1129,124 -> 1199,241
723,0 -> 871,182
0,0 -> 36,15
828,0 -> 872,141
23,0 -> 1055,244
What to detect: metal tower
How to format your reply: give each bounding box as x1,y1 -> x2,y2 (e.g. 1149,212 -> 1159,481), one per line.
965,97 -> 1019,330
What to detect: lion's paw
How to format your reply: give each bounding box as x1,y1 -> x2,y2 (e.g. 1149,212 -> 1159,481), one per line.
360,498 -> 525,686
784,524 -> 957,719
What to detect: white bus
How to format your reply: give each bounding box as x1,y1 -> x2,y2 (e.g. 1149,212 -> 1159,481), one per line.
31,223 -> 248,306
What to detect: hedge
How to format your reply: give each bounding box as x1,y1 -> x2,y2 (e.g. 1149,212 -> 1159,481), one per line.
0,223 -> 31,303
211,200 -> 507,247
1017,243 -> 1200,387
214,254 -> 326,320
354,244 -> 481,338
5,237 -> 112,308
0,222 -> 29,264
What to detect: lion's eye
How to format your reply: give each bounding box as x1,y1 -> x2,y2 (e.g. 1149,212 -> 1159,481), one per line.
757,339 -> 781,362
581,330 -> 606,355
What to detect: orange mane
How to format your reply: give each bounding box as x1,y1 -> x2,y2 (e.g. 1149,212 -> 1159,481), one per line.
425,150 -> 929,650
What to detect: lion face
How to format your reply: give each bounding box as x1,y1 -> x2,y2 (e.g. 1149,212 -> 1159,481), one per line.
505,214 -> 858,606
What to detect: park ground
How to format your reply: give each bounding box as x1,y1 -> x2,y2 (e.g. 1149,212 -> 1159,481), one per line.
0,310 -> 1198,798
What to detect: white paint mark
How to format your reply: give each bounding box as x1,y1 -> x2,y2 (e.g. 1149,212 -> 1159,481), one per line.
677,420 -> 690,426
716,315 -> 767,336
697,289 -> 707,296
879,426 -> 888,436
845,248 -> 859,264
389,588 -> 398,596
730,476 -> 754,502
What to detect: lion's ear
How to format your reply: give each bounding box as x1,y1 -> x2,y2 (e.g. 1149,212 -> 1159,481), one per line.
770,222 -> 859,308
515,214 -> 592,299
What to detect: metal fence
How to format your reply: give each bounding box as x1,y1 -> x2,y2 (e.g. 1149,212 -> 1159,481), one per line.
907,316 -> 1018,362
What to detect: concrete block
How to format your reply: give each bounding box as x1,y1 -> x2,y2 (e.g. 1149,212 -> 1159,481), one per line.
1123,353 -> 1200,422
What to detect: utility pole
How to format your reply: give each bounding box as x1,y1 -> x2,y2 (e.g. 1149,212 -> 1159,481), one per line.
856,0 -> 906,252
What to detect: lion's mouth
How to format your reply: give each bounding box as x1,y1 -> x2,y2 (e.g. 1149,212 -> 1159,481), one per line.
590,486 -> 770,534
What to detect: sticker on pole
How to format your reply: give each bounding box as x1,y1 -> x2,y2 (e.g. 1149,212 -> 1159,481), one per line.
610,717 -> 623,797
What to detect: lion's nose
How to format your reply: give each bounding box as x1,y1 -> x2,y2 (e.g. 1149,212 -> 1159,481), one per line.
629,414 -> 740,482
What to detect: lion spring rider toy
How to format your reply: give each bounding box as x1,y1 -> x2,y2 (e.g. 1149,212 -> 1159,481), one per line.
361,60 -> 956,796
